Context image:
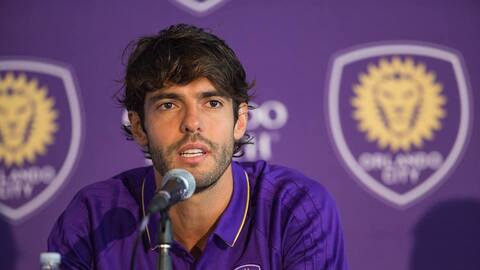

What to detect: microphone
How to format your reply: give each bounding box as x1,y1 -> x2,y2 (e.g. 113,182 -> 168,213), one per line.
133,170 -> 194,269
146,169 -> 195,215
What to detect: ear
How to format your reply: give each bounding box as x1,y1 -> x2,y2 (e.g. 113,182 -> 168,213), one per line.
234,103 -> 248,140
128,111 -> 148,147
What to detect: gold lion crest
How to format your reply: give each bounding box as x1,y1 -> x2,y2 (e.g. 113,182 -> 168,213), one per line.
351,57 -> 446,152
0,72 -> 58,166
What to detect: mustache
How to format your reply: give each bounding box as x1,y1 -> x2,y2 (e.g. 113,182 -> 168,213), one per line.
167,134 -> 217,154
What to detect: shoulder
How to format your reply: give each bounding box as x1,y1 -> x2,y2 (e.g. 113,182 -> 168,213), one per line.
237,160 -> 342,236
237,161 -> 348,269
238,160 -> 337,214
47,167 -> 151,266
72,166 -> 151,207
49,166 -> 151,233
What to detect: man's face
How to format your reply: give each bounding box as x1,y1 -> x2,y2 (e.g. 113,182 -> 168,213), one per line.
130,77 -> 247,193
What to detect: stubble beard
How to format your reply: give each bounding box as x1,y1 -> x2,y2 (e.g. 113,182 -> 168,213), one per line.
148,134 -> 234,194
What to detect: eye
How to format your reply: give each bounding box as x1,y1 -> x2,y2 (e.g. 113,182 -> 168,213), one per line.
207,99 -> 223,108
157,102 -> 175,111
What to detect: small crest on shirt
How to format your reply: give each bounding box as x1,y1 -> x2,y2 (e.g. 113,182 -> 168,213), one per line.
0,59 -> 83,222
233,264 -> 261,270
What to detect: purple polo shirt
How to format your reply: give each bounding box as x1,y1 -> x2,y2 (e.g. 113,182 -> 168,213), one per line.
48,161 -> 348,269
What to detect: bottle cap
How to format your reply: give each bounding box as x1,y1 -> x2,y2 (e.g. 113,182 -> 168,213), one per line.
40,252 -> 61,264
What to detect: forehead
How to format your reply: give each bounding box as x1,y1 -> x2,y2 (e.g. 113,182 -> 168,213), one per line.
146,77 -> 230,100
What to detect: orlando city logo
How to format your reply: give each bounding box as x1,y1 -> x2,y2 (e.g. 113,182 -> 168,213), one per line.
169,0 -> 231,16
327,43 -> 471,208
0,59 -> 82,221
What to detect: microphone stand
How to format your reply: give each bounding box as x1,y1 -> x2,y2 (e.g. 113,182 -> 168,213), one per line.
157,210 -> 173,270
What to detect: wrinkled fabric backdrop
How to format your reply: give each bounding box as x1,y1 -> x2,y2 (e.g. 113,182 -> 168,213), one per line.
1,0 -> 479,269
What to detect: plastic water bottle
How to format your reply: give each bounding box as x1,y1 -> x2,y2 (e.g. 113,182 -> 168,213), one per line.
40,252 -> 61,270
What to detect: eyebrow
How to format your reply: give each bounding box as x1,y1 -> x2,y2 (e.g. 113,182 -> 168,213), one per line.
147,90 -> 228,105
146,92 -> 180,107
199,90 -> 228,99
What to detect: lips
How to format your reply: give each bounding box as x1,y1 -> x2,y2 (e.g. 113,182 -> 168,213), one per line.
178,143 -> 209,158
180,148 -> 205,157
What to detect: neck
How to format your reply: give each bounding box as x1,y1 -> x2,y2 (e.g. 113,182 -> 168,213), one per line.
154,164 -> 234,253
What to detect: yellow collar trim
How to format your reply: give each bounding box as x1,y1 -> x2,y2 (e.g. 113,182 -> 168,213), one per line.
140,177 -> 157,250
231,170 -> 250,247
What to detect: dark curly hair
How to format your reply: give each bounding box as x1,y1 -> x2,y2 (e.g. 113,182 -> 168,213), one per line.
119,24 -> 254,157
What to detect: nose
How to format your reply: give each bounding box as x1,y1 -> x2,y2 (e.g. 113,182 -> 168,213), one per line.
9,121 -> 17,130
180,106 -> 202,134
394,106 -> 404,114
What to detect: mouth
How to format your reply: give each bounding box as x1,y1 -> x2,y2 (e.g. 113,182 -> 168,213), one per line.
180,148 -> 206,158
177,143 -> 210,163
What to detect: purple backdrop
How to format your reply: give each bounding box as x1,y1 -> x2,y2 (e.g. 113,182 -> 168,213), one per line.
1,0 -> 479,269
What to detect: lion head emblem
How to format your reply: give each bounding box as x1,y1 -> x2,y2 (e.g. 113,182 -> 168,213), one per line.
352,57 -> 446,152
0,72 -> 58,166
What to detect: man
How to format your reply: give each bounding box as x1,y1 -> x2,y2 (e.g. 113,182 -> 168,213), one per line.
48,24 -> 348,269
